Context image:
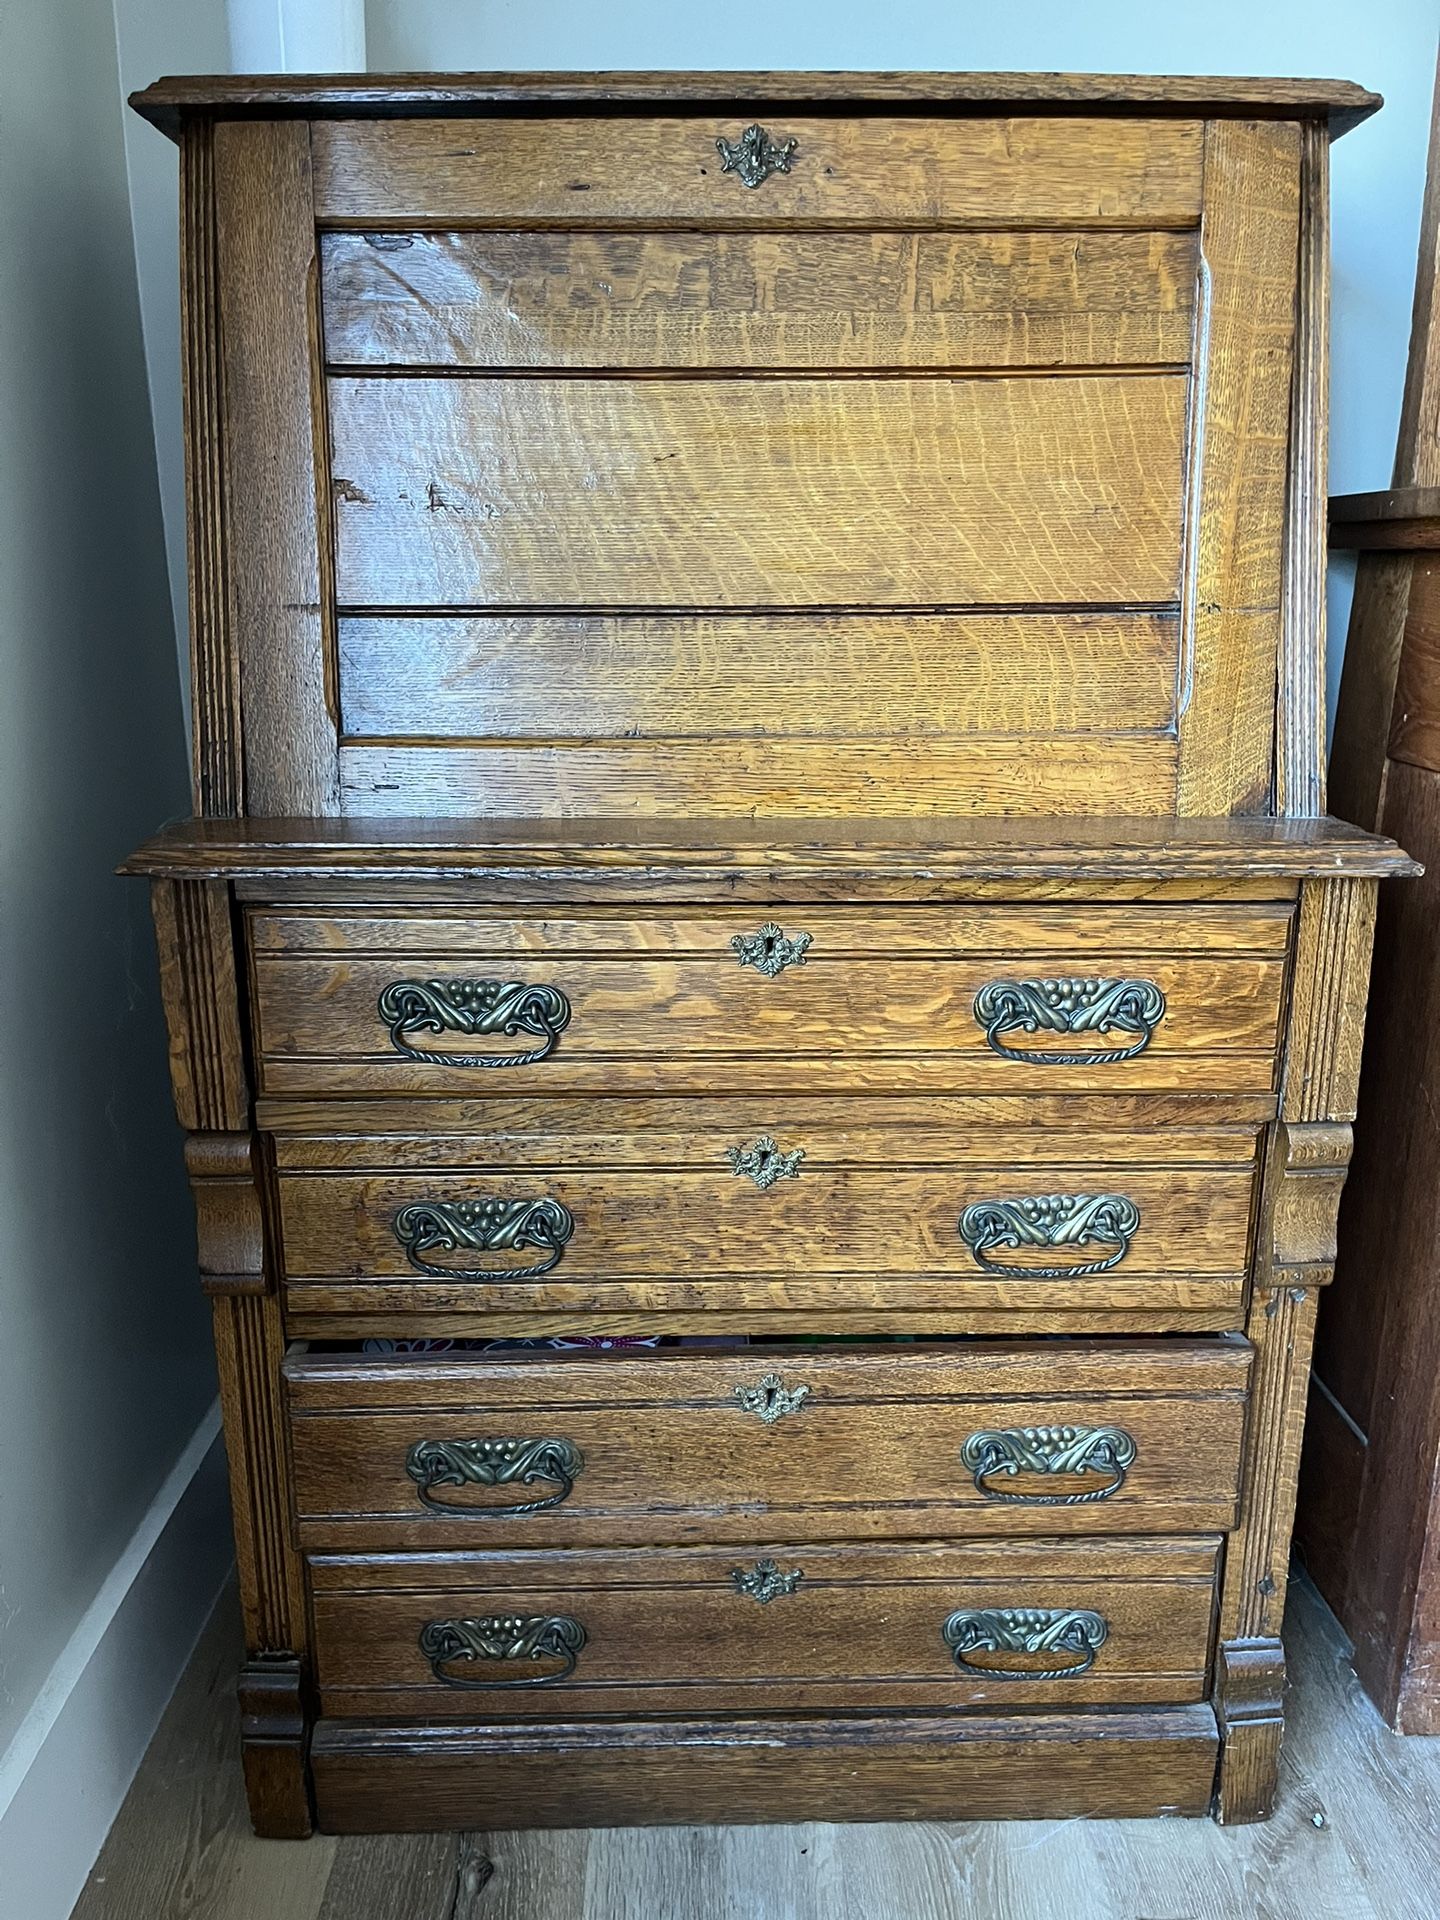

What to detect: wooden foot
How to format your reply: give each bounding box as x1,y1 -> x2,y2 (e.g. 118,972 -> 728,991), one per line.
239,1656 -> 314,1838
1214,1638 -> 1286,1823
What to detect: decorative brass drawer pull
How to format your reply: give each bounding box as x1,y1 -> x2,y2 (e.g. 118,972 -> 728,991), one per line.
419,1614 -> 586,1688
730,922 -> 812,977
731,1558 -> 804,1604
377,978 -> 571,1068
973,976 -> 1166,1065
726,1134 -> 805,1189
957,1192 -> 1140,1277
405,1437 -> 584,1515
393,1197 -> 575,1279
960,1425 -> 1137,1504
734,1373 -> 810,1424
716,122 -> 798,188
942,1607 -> 1108,1680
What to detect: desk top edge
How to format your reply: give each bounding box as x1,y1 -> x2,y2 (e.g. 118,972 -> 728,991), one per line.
120,815 -> 1419,882
128,71 -> 1382,141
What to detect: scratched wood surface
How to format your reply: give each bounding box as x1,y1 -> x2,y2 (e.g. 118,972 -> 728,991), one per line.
70,1573 -> 1440,1920
306,1536 -> 1219,1719
320,229 -> 1197,370
336,611 -> 1180,742
328,373 -> 1187,608
285,1336 -> 1249,1551
309,115 -> 1205,229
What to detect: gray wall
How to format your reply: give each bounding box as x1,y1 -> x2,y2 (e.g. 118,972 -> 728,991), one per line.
364,0 -> 1440,722
0,0 -> 217,1758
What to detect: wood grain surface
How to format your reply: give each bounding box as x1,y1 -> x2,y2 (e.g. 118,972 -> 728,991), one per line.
310,116 -> 1204,229
1175,120 -> 1300,813
335,736 -> 1182,819
336,611 -> 1180,741
276,1163 -> 1253,1281
213,120 -> 339,814
328,372 -> 1186,611
321,229 -> 1197,370
250,940 -> 1285,1097
306,1536 -> 1219,1718
285,1335 -> 1249,1549
123,812 -> 1416,883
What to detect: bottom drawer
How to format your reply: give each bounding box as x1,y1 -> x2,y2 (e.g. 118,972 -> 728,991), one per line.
309,1536 -> 1219,1719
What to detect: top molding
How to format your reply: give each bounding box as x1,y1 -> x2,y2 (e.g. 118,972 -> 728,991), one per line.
129,70 -> 1382,142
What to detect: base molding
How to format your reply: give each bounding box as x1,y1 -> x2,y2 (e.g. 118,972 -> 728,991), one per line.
1214,1637 -> 1287,1823
310,1705 -> 1219,1831
239,1656 -> 314,1839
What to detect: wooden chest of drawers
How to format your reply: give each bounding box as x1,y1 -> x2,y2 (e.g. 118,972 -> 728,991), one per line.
127,69 -> 1413,1833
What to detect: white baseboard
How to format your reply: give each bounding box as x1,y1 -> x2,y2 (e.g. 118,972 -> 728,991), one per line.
0,1403 -> 233,1920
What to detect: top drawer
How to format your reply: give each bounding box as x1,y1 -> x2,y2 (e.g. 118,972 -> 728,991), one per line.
311,116 -> 1204,229
249,903 -> 1289,1097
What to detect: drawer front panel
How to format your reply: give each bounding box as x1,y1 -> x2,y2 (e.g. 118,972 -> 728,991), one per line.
308,1537 -> 1220,1718
329,372 -> 1186,609
277,1164 -> 1255,1282
321,229 -> 1198,371
286,1338 -> 1252,1548
254,958 -> 1284,1097
311,116 -> 1205,228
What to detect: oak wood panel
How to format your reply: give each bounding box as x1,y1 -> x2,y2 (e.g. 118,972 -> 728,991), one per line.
151,877 -> 250,1132
285,1278 -> 1249,1324
308,1537 -> 1220,1718
213,120 -> 339,814
261,1090 -> 1280,1135
328,374 -> 1187,608
250,950 -> 1286,1097
279,1149 -> 1251,1260
179,119 -> 242,814
124,812 -> 1415,883
310,117 -> 1205,229
310,1703 -> 1221,1830
285,1336 -> 1250,1549
251,902 -> 1293,956
1277,120 -> 1330,817
1175,120 -> 1300,813
320,229 -> 1198,371
286,1307 -> 1245,1338
337,611 -> 1180,742
269,1111 -> 1263,1165
132,68 -> 1383,135
338,736 -> 1181,819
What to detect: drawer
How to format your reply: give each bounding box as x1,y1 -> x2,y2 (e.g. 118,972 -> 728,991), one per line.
273,1119 -> 1259,1322
285,1337 -> 1252,1549
311,115 -> 1204,230
250,904 -> 1289,1097
308,1536 -> 1221,1719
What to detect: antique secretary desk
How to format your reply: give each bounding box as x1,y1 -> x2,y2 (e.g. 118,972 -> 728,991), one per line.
126,71 -> 1415,1834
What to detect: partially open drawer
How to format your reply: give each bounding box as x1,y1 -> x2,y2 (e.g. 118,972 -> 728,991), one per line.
284,1338 -> 1252,1550
271,1109 -> 1260,1325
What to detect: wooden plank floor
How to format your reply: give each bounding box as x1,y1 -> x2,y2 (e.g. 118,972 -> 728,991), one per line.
71,1572 -> 1440,1920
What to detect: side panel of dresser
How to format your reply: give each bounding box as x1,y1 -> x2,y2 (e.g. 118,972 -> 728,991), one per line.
150,876 -> 312,1837
1215,876 -> 1377,1821
179,114 -> 338,819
